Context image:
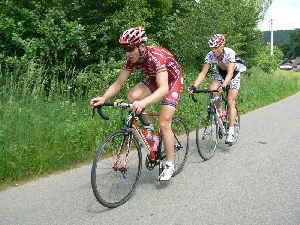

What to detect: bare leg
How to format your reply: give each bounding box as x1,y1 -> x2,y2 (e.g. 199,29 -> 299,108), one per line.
227,89 -> 238,127
158,105 -> 176,162
127,82 -> 151,123
210,79 -> 222,109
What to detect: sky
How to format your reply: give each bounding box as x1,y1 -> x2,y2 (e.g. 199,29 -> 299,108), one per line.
259,0 -> 300,31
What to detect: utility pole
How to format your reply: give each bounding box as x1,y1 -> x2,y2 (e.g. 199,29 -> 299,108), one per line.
270,19 -> 273,56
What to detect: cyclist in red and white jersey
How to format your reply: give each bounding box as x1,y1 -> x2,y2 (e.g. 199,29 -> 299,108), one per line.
90,26 -> 184,181
188,34 -> 246,143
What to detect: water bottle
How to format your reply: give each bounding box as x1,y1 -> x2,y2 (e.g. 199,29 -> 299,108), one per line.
221,109 -> 227,122
143,129 -> 153,144
149,133 -> 160,161
217,108 -> 222,119
152,133 -> 160,152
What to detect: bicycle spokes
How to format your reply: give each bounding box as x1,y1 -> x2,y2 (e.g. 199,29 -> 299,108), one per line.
170,117 -> 189,177
202,129 -> 211,140
196,109 -> 217,161
91,130 -> 142,208
174,135 -> 182,152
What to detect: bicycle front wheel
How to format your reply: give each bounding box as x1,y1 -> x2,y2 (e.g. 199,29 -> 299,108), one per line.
171,116 -> 189,176
91,129 -> 142,208
196,109 -> 218,161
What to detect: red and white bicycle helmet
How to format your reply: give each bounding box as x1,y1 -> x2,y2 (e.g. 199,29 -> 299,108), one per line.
208,34 -> 226,48
119,26 -> 148,46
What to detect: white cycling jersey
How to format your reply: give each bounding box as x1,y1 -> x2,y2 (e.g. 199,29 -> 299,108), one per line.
204,47 -> 246,78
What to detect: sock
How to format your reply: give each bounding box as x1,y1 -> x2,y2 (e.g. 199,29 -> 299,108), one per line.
166,161 -> 174,167
228,127 -> 234,135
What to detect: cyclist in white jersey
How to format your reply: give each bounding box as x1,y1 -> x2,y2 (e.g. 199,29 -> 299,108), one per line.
188,34 -> 246,143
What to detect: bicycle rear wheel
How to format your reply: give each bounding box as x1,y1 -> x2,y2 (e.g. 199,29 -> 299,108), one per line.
228,105 -> 240,146
161,116 -> 189,177
91,129 -> 142,208
196,108 -> 218,161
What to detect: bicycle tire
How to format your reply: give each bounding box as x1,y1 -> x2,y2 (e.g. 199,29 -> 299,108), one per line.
91,129 -> 142,208
196,108 -> 218,161
159,116 -> 189,177
228,105 -> 240,146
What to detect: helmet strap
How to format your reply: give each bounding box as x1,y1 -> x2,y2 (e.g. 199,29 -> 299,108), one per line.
137,43 -> 146,62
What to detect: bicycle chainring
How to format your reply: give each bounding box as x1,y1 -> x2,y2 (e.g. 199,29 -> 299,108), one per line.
145,156 -> 157,170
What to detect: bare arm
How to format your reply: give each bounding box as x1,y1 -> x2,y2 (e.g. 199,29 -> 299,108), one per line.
193,63 -> 210,88
90,69 -> 131,107
144,71 -> 169,105
131,71 -> 169,113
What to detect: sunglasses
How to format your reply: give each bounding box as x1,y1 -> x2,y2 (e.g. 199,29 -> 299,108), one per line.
123,46 -> 137,52
212,46 -> 223,51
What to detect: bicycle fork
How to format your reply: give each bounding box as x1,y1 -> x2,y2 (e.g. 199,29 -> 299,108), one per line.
113,131 -> 133,179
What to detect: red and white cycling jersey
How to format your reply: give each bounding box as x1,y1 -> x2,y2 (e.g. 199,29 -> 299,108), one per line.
122,46 -> 184,108
123,46 -> 182,82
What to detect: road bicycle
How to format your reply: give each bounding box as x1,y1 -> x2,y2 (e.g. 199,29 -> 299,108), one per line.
91,100 -> 189,208
191,89 -> 240,161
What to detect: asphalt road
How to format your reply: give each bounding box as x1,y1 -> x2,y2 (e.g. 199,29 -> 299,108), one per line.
1,92 -> 300,225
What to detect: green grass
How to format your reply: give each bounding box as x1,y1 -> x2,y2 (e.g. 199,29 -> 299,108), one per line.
238,69 -> 300,113
0,68 -> 299,191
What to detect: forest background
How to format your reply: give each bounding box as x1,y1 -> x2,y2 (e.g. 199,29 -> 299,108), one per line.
263,29 -> 300,59
1,0 -> 300,188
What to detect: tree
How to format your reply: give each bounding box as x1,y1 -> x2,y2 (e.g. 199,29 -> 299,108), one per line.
157,0 -> 273,70
0,0 -> 274,85
290,29 -> 300,58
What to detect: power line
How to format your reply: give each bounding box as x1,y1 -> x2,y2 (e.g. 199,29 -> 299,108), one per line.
262,19 -> 300,31
272,19 -> 300,26
263,19 -> 300,25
